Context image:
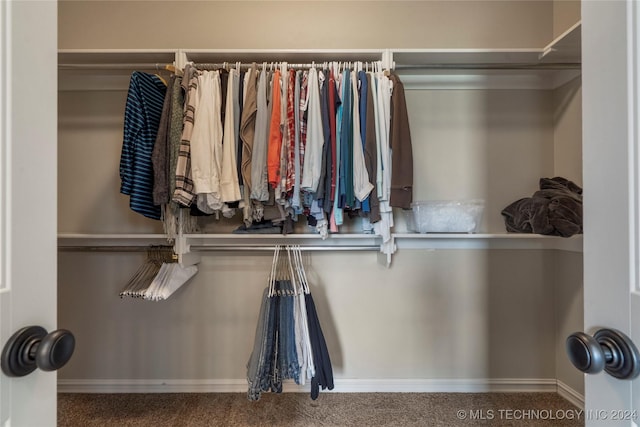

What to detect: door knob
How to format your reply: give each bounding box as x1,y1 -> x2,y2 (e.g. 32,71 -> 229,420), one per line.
1,326 -> 75,377
566,328 -> 640,380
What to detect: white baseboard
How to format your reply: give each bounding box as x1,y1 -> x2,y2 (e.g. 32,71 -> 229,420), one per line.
556,380 -> 585,409
58,378 -> 560,394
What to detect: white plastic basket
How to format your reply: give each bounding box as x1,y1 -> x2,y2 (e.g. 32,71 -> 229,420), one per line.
408,199 -> 485,233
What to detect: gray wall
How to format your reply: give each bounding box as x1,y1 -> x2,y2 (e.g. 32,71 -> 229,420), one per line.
58,249 -> 564,382
59,1 -> 554,49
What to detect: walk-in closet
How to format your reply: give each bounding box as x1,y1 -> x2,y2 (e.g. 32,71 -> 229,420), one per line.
54,0 -> 584,418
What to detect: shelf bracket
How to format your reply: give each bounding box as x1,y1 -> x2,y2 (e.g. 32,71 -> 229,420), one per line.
382,49 -> 395,71
538,47 -> 556,60
175,209 -> 201,267
377,235 -> 396,268
175,50 -> 189,69
173,234 -> 199,266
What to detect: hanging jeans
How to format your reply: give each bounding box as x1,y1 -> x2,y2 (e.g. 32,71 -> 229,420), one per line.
247,287 -> 277,401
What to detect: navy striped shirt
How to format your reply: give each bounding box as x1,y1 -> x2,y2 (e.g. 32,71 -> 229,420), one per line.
120,72 -> 167,220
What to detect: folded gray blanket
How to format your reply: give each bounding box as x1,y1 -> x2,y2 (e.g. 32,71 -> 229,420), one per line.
501,177 -> 583,237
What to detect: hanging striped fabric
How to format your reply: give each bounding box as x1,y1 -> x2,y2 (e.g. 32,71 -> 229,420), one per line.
120,71 -> 167,220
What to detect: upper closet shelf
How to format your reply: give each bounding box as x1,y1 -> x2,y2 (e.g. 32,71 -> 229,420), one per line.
179,48 -> 387,65
393,21 -> 581,90
58,23 -> 581,91
58,49 -> 178,92
539,21 -> 581,64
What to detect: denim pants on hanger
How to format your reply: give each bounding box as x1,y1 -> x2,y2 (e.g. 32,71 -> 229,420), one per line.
247,287 -> 276,401
277,280 -> 300,385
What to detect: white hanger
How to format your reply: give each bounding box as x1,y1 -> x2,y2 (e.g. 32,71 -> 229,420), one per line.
119,246 -> 196,301
144,262 -> 197,301
268,245 -> 280,297
292,245 -> 309,294
285,247 -> 299,295
292,245 -> 304,294
119,246 -> 162,298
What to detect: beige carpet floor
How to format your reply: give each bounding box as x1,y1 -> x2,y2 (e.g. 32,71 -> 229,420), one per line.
58,392 -> 584,427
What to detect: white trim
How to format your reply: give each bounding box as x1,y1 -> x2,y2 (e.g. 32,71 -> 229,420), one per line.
0,0 -> 5,294
556,380 -> 584,409
0,0 -> 10,295
0,1 -> 9,424
58,378 -> 559,394
400,70 -> 580,91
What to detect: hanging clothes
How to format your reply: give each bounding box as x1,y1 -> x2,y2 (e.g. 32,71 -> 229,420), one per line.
284,69 -> 297,197
160,74 -> 189,240
363,72 -> 381,224
301,67 -> 325,193
267,69 -> 283,189
291,70 -> 304,214
251,67 -> 270,203
240,64 -> 259,225
292,70 -> 309,214
220,69 -> 242,204
173,65 -> 200,207
120,71 -> 167,220
315,69 -> 330,207
339,68 -> 353,210
371,70 -> 395,255
167,75 -> 186,202
247,287 -> 276,400
191,70 -> 223,213
120,60 -> 412,241
351,70 -> 374,203
328,69 -> 339,206
388,73 -> 414,209
151,74 -> 176,206
330,66 -> 344,229
246,246 -> 333,401
305,291 -> 334,399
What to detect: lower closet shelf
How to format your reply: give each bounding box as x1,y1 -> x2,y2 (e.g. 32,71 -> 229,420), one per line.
57,232 -> 583,252
393,233 -> 583,252
57,233 -> 170,251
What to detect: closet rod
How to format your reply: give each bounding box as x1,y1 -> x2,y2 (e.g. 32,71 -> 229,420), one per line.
57,61 -> 385,71
58,63 -> 171,70
58,245 -> 380,252
59,62 -> 580,71
190,245 -> 380,252
58,246 -> 173,252
192,62 -> 383,70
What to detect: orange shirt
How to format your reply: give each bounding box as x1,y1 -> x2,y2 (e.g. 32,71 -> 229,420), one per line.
267,69 -> 282,188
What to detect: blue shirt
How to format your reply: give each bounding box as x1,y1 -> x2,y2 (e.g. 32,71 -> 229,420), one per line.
120,71 -> 167,220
